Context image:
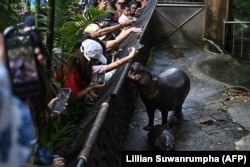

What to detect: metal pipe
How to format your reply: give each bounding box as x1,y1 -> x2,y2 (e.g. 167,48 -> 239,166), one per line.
241,25 -> 244,58
157,4 -> 205,7
223,20 -> 225,50
233,24 -> 235,55
223,21 -> 250,24
111,62 -> 131,98
76,101 -> 110,167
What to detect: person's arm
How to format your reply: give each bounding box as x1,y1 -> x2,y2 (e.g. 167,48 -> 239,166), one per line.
105,27 -> 142,51
22,157 -> 65,167
97,0 -> 108,10
0,34 -> 5,63
75,83 -> 105,100
89,18 -> 135,38
105,47 -> 138,72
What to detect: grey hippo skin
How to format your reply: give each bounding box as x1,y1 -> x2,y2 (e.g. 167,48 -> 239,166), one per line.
127,62 -> 190,131
147,125 -> 175,151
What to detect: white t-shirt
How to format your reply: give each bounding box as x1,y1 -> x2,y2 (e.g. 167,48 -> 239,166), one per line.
118,14 -> 129,24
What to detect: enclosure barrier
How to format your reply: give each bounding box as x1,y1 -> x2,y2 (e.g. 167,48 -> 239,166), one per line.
76,100 -> 110,167
223,20 -> 250,60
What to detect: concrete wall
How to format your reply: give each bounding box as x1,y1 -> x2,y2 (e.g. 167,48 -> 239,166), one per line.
152,2 -> 206,48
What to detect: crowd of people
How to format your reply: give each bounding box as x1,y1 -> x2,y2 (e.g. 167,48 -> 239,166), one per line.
0,0 -> 149,166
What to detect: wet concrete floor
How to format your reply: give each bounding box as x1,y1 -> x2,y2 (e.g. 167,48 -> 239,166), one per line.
122,47 -> 250,151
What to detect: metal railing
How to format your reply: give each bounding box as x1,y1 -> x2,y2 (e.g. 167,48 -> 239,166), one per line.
157,0 -> 205,7
223,20 -> 250,60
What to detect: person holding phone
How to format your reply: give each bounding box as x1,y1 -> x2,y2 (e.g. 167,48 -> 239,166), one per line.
24,46 -> 66,167
0,34 -> 34,167
23,47 -> 66,166
0,33 -> 66,167
0,34 -> 64,167
54,37 -> 138,101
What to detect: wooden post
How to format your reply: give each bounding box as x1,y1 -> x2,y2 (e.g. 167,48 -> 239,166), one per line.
204,0 -> 231,46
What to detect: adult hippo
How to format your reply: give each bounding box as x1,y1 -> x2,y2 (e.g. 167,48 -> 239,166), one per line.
127,62 -> 190,131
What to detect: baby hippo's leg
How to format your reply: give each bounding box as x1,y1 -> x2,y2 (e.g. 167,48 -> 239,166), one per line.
143,106 -> 156,131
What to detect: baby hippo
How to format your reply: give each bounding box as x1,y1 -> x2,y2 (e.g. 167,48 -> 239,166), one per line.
147,125 -> 175,151
127,62 -> 190,131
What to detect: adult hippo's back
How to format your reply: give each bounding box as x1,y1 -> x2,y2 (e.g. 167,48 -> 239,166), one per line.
127,62 -> 190,130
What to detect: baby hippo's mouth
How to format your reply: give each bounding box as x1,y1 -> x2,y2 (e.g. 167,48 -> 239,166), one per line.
127,67 -> 140,80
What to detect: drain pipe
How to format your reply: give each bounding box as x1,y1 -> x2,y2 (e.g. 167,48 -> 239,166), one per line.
76,100 -> 110,167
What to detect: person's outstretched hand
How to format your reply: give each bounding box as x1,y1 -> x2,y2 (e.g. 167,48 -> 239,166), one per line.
0,34 -> 5,63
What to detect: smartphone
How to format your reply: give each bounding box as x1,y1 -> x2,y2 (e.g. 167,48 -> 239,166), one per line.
3,26 -> 43,98
134,43 -> 144,50
52,88 -> 71,113
96,73 -> 105,84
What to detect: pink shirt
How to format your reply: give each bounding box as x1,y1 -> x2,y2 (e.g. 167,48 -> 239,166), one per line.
92,65 -> 107,82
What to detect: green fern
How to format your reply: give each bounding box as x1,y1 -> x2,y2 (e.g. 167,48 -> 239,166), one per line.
58,6 -> 109,55
0,2 -> 20,31
35,1 -> 111,152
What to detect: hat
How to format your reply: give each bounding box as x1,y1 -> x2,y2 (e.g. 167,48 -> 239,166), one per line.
84,23 -> 101,33
80,39 -> 107,64
24,15 -> 35,27
84,23 -> 106,40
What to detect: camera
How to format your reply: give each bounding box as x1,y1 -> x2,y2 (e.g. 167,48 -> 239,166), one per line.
3,26 -> 44,98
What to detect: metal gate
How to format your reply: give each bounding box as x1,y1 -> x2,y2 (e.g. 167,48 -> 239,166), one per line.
151,0 -> 205,48
223,20 -> 250,60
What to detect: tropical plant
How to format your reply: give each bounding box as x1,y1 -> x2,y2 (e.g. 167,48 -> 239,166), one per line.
56,6 -> 109,56
35,0 -> 110,152
233,0 -> 250,21
0,1 -> 20,32
38,96 -> 93,149
37,1 -> 108,76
